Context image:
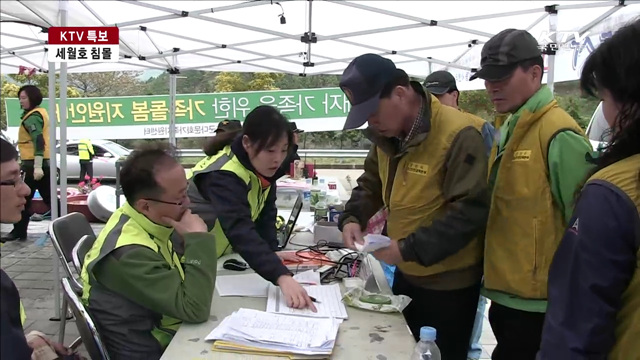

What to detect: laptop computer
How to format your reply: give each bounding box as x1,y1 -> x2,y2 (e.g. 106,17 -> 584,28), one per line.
277,193 -> 303,250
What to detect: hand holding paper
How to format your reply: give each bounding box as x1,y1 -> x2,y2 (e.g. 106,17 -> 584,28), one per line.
355,234 -> 391,253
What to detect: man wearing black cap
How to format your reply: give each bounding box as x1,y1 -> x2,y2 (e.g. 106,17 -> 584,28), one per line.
337,53 -> 490,360
214,119 -> 242,135
424,70 -> 496,156
279,122 -> 303,175
471,29 -> 593,360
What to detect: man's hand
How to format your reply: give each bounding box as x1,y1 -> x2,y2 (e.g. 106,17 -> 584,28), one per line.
162,209 -> 207,235
277,275 -> 317,312
341,222 -> 365,250
33,167 -> 44,180
26,331 -> 73,356
276,251 -> 304,263
372,240 -> 404,265
33,155 -> 44,180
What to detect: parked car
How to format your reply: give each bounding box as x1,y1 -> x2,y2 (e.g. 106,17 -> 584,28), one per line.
56,140 -> 131,181
585,101 -> 609,151
1,130 -> 14,145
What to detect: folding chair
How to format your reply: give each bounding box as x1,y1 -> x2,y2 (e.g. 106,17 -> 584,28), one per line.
61,277 -> 111,360
49,212 -> 96,343
72,234 -> 96,274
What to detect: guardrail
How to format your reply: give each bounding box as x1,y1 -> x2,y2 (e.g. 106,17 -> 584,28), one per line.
175,149 -> 369,158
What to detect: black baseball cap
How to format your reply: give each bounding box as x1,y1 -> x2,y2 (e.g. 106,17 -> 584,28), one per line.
289,122 -> 304,133
470,29 -> 542,82
215,119 -> 242,133
340,53 -> 401,130
423,71 -> 457,95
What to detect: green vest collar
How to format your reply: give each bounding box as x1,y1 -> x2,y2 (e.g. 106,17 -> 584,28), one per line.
121,202 -> 174,241
498,85 -> 555,152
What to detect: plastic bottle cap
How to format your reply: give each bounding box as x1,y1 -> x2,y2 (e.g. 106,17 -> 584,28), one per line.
419,326 -> 437,341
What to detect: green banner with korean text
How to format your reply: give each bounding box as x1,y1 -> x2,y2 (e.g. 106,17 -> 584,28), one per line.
4,88 -> 351,140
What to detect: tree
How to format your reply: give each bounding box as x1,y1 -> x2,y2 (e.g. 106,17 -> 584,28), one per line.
213,72 -> 246,92
144,70 -> 218,95
213,72 -> 283,92
68,71 -> 143,97
247,72 -> 282,91
458,90 -> 496,123
1,74 -> 81,130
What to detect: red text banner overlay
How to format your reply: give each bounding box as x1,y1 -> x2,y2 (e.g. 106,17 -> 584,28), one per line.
48,27 -> 119,62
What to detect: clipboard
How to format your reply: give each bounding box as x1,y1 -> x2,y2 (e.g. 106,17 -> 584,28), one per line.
212,340 -> 330,359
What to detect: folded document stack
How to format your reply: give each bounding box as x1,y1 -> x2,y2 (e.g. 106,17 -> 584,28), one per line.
205,308 -> 342,359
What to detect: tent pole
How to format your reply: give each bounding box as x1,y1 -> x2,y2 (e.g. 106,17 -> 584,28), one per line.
307,0 -> 313,65
169,55 -> 177,151
59,0 -> 68,218
547,8 -> 558,94
52,0 -> 69,324
48,61 -> 61,321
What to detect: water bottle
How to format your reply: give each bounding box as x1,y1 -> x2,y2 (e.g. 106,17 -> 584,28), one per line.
410,327 -> 441,360
302,189 -> 311,211
314,192 -> 328,222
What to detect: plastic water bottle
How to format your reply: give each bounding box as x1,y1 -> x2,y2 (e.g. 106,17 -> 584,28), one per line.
411,327 -> 441,360
302,189 -> 311,211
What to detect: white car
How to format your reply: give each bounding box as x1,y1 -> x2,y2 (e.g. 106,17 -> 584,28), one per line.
56,139 -> 131,181
1,130 -> 14,145
585,101 -> 609,151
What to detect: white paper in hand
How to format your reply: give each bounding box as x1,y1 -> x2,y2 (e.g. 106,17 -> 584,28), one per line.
355,234 -> 391,253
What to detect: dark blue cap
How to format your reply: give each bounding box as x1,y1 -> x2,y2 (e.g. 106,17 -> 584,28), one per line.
340,54 -> 398,130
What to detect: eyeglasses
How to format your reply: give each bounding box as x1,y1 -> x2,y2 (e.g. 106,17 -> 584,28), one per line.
145,198 -> 185,207
0,171 -> 25,187
145,183 -> 189,207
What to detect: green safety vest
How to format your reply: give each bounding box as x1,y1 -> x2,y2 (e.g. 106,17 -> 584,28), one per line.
80,202 -> 184,348
187,145 -> 271,258
78,139 -> 94,161
20,301 -> 26,325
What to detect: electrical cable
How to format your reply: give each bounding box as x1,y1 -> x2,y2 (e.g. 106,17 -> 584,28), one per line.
287,233 -> 362,283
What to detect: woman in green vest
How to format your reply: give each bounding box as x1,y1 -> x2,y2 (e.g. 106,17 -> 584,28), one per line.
188,105 -> 317,312
539,19 -> 640,360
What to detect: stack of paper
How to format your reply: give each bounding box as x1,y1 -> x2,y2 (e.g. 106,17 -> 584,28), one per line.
206,308 -> 341,358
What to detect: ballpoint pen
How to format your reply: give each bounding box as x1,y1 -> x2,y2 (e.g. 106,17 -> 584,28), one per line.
309,296 -> 322,304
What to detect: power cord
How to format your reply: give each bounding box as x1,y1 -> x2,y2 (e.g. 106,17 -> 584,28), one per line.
287,234 -> 363,283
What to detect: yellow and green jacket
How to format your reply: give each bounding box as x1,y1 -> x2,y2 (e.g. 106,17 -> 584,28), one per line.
482,85 -> 594,312
0,269 -> 33,359
187,137 -> 292,284
339,82 -> 491,290
78,138 -> 94,161
80,202 -> 217,359
17,107 -> 50,161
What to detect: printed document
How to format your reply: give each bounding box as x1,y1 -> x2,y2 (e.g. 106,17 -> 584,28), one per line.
267,283 -> 348,319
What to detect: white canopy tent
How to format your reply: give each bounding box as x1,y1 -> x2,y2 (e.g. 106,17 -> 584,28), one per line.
2,1 -> 639,82
1,0 -> 638,322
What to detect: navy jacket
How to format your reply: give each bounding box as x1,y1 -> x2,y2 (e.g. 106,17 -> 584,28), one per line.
538,181 -> 640,359
1,269 -> 32,360
194,137 -> 291,284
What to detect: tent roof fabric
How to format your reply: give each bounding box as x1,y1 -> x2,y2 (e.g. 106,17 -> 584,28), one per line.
2,1 -> 639,84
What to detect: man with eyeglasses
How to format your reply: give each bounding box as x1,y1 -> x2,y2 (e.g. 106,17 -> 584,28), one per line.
80,143 -> 218,359
1,137 -> 33,358
1,138 -> 79,359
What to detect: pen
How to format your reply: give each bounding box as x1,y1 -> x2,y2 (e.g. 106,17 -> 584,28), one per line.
298,281 -> 317,285
309,296 -> 322,304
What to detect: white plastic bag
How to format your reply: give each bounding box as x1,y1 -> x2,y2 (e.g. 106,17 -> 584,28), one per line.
355,234 -> 391,253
